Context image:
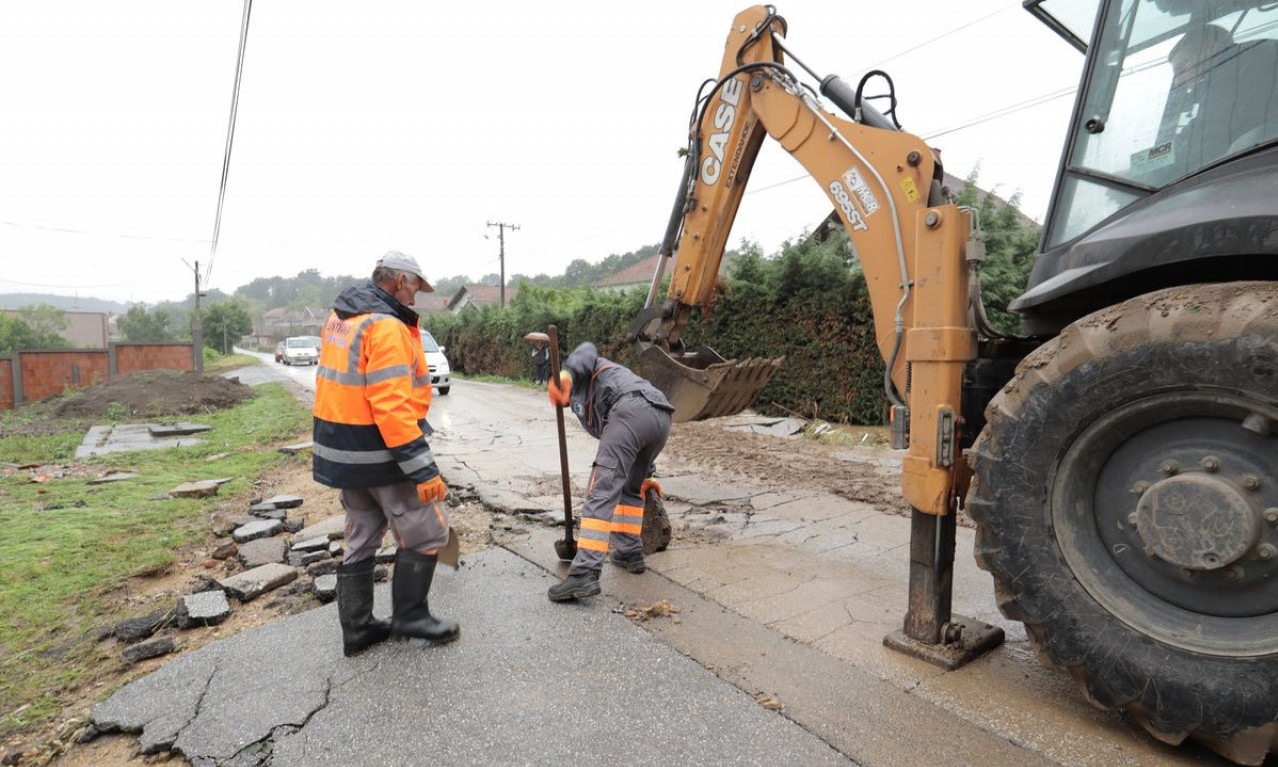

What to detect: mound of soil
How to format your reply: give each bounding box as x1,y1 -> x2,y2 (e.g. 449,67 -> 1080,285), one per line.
51,370 -> 255,420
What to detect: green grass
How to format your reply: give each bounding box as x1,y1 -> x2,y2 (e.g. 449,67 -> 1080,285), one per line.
0,383 -> 311,736
205,353 -> 261,372
455,372 -> 542,389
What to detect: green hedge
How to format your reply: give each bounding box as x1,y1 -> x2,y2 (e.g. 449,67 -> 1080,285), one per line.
424,234 -> 891,425
424,172 -> 1041,426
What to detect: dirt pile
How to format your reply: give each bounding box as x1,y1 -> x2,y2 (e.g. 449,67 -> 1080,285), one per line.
51,370 -> 254,420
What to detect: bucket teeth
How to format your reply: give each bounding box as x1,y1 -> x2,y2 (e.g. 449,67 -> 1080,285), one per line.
638,344 -> 783,422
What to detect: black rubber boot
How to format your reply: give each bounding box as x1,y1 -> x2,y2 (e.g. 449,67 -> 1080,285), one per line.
548,569 -> 602,602
336,558 -> 392,657
390,548 -> 460,644
609,551 -> 646,574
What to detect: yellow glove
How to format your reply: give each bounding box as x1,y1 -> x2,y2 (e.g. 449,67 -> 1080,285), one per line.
417,475 -> 447,505
641,478 -> 662,499
548,370 -> 573,408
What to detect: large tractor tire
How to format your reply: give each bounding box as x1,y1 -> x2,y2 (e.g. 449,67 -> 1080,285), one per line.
969,282 -> 1278,764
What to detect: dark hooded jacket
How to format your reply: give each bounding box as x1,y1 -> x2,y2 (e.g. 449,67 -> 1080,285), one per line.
561,342 -> 674,440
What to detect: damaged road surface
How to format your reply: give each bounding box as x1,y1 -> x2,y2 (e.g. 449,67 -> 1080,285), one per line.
90,365 -> 1231,766
91,548 -> 847,766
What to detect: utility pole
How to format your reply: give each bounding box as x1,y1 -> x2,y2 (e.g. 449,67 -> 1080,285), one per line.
192,260 -> 205,372
486,220 -> 520,308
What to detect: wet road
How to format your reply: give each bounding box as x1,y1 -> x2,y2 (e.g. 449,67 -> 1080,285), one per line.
184,352 -> 1236,767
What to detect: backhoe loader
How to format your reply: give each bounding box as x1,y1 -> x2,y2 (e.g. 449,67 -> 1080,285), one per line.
630,2 -> 1278,763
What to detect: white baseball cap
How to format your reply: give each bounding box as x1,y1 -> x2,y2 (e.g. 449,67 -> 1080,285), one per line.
377,250 -> 434,293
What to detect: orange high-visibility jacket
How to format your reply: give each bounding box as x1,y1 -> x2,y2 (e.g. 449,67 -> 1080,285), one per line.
312,282 -> 438,489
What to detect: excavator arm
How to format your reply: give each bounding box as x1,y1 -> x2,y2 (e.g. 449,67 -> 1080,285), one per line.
635,5 -> 977,517
635,5 -> 1003,664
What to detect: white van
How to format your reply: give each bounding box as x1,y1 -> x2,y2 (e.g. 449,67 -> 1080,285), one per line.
421,330 -> 451,395
281,336 -> 318,366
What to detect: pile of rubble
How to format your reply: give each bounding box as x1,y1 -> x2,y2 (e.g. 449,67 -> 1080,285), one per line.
100,494 -> 396,664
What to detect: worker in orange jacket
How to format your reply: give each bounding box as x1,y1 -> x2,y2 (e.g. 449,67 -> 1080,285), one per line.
313,251 -> 459,656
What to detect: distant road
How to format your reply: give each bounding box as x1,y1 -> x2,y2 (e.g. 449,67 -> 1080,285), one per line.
232,347 -> 318,391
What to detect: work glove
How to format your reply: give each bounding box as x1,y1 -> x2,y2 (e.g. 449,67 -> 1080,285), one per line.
641,478 -> 662,499
547,370 -> 573,408
417,475 -> 447,505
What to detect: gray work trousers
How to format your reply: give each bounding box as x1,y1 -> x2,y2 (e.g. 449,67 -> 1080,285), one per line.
340,481 -> 449,564
569,394 -> 672,576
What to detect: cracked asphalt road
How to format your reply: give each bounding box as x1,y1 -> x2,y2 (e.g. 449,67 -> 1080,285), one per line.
89,362 -> 1231,766
92,548 -> 849,766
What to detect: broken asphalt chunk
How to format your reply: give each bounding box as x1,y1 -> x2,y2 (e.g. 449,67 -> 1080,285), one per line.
114,610 -> 173,644
288,549 -> 329,567
176,591 -> 231,628
291,515 -> 345,542
122,636 -> 177,663
312,574 -> 337,602
87,472 -> 138,485
237,537 -> 288,568
232,519 -> 283,544
218,563 -> 297,601
290,536 -> 328,553
169,480 -> 220,499
258,494 -> 304,509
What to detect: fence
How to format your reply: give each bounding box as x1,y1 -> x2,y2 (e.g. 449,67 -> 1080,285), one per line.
0,343 -> 194,411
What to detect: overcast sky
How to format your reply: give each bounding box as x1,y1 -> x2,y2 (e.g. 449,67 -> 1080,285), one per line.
0,0 -> 1085,305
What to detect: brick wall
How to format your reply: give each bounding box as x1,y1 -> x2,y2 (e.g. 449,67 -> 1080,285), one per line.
19,350 -> 111,403
0,359 -> 13,411
115,344 -> 194,375
0,343 -> 194,411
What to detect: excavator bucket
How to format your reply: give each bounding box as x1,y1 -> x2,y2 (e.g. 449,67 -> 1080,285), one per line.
638,344 -> 783,422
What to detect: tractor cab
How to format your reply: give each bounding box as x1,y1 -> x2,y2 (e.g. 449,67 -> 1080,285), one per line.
1016,0 -> 1278,331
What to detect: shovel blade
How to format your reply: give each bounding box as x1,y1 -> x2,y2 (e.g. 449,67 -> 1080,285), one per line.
554,538 -> 578,562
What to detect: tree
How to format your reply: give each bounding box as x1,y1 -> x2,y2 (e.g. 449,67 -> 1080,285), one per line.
17,304 -> 71,346
0,315 -> 43,354
118,305 -> 177,343
202,302 -> 255,354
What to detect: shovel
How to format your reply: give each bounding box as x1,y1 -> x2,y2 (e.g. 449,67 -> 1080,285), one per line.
548,325 -> 578,562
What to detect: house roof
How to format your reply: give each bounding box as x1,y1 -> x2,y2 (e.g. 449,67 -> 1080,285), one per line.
595,255 -> 661,288
411,294 -> 452,314
448,284 -> 518,310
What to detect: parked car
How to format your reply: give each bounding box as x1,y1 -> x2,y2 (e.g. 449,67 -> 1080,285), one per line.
274,341 -> 285,363
281,336 -> 319,366
421,330 -> 450,395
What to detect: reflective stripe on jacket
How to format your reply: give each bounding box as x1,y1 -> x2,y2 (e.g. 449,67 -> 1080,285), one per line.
312,282 -> 438,489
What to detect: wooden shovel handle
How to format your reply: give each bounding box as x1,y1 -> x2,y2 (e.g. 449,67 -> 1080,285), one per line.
548,326 -> 574,540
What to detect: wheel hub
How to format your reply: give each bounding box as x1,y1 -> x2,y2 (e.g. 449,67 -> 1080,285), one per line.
1134,473 -> 1261,570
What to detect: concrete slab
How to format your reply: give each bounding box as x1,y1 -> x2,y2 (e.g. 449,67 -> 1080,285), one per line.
75,423 -> 207,458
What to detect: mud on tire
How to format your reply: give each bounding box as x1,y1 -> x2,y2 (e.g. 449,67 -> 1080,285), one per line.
969,282 -> 1278,764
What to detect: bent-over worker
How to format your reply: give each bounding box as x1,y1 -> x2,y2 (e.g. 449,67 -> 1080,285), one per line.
313,250 -> 460,655
546,341 -> 674,601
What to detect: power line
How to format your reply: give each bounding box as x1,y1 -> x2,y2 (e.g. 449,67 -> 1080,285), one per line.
0,219 -> 211,244
744,81 -> 1078,199
851,5 -> 1015,74
205,0 -> 254,288
0,276 -> 139,289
